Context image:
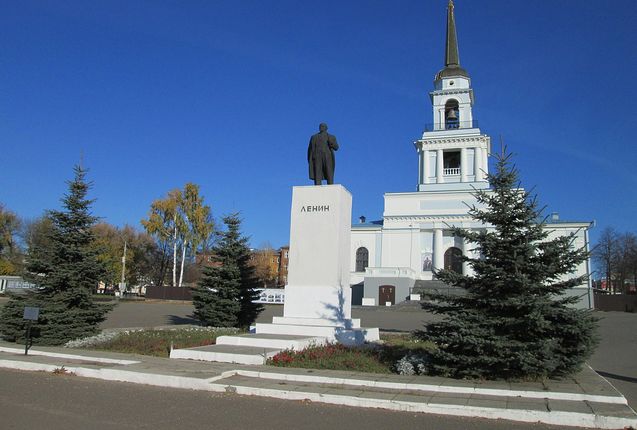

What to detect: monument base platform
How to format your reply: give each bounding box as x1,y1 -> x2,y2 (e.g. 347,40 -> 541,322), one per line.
170,320 -> 380,365
170,185 -> 380,365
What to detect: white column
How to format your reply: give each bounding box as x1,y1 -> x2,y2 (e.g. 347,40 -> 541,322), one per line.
474,146 -> 482,181
482,146 -> 489,178
418,148 -> 423,185
461,238 -> 470,276
460,147 -> 467,182
423,150 -> 429,184
464,238 -> 476,277
433,228 -> 444,271
438,108 -> 445,130
436,149 -> 444,184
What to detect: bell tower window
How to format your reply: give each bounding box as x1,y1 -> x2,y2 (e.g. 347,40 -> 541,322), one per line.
445,99 -> 460,129
443,151 -> 460,176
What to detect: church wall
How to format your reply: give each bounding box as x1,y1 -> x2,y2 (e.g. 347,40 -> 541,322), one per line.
543,224 -> 592,309
350,229 -> 381,285
380,230 -> 412,268
383,191 -> 482,218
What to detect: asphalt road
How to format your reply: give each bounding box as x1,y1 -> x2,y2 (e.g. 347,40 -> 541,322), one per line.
589,311 -> 637,410
99,300 -> 434,332
0,368 -> 581,430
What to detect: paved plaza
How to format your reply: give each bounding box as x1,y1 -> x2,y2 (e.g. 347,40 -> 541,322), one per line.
0,297 -> 636,428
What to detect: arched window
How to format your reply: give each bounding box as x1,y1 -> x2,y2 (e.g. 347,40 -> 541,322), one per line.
355,247 -> 369,272
445,99 -> 460,129
444,247 -> 463,274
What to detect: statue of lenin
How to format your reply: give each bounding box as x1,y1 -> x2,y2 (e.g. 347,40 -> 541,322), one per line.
308,123 -> 339,185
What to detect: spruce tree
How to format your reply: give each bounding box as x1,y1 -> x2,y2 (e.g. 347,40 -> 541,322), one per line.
417,152 -> 598,380
0,166 -> 112,345
192,213 -> 263,328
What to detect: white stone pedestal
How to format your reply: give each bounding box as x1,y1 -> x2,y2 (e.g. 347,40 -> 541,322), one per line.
255,185 -> 379,345
284,185 -> 353,321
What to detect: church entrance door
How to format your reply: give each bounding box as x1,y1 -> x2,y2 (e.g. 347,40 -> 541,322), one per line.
444,247 -> 463,274
379,285 -> 395,306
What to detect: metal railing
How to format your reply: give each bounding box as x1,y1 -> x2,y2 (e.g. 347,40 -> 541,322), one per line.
423,120 -> 478,132
254,288 -> 285,304
443,167 -> 461,176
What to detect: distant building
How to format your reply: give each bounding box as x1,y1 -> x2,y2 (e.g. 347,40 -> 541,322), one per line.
195,252 -> 222,269
249,246 -> 289,288
277,246 -> 289,287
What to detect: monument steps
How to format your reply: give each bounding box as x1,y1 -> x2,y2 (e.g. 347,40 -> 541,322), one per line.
254,323 -> 379,345
271,316 -> 362,329
216,333 -> 327,350
170,324 -> 379,364
170,344 -> 281,365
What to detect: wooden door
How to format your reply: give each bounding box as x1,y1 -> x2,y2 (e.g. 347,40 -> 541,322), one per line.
379,285 -> 395,306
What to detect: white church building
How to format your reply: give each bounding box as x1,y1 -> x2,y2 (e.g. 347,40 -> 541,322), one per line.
349,1 -> 593,309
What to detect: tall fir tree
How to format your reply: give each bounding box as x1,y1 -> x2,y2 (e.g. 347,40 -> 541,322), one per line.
0,166 -> 112,345
192,213 -> 263,328
417,151 -> 598,380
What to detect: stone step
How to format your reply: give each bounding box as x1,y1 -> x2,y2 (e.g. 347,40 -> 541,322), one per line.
255,323 -> 380,344
272,316 -> 361,328
216,334 -> 327,350
170,344 -> 280,365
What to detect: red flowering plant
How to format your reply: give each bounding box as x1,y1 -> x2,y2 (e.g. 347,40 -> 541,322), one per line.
267,343 -> 389,373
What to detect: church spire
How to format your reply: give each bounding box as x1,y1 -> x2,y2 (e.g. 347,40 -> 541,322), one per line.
436,0 -> 469,80
445,0 -> 460,67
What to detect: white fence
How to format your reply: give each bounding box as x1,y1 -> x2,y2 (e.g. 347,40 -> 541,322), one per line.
254,288 -> 285,304
0,276 -> 37,294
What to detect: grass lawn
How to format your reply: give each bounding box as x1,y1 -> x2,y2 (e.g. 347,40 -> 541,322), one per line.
70,327 -> 241,357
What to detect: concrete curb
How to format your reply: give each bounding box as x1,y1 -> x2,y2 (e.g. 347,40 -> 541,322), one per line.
0,359 -> 222,392
218,383 -> 635,429
233,369 -> 627,405
0,346 -> 140,365
1,355 -> 635,429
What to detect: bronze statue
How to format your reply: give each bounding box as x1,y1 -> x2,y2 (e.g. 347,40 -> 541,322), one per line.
308,123 -> 339,185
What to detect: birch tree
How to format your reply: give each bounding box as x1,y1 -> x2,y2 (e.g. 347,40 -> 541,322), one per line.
141,190 -> 180,285
177,183 -> 213,287
142,184 -> 213,287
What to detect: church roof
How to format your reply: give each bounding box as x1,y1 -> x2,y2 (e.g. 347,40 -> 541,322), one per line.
351,220 -> 383,229
435,0 -> 470,80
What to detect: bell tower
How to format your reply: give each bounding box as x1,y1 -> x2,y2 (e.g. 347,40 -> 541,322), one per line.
415,0 -> 490,192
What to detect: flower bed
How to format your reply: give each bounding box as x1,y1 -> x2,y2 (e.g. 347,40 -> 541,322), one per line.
267,334 -> 435,374
65,327 -> 240,357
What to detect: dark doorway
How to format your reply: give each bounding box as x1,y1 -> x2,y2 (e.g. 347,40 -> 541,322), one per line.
444,247 -> 463,274
351,283 -> 364,306
379,285 -> 396,306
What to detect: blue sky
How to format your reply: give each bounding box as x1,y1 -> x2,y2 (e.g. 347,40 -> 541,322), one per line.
2,0 -> 636,251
